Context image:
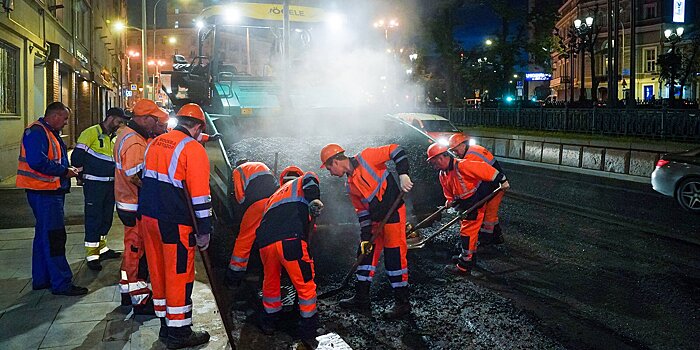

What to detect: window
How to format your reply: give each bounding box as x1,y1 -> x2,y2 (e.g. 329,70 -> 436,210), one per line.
643,3 -> 657,19
644,48 -> 656,72
75,1 -> 90,44
0,40 -> 19,115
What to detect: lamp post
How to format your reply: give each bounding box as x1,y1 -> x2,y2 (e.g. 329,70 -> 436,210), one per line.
373,18 -> 399,41
114,21 -> 145,100
126,50 -> 139,106
149,59 -> 166,104
664,26 -> 684,103
574,16 -> 594,102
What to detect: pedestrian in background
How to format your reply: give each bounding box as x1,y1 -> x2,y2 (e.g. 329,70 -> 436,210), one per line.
114,99 -> 166,313
16,102 -> 86,296
71,107 -> 128,271
139,103 -> 212,349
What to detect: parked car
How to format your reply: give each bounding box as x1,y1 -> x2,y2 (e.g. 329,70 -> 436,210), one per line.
392,113 -> 462,145
651,147 -> 700,213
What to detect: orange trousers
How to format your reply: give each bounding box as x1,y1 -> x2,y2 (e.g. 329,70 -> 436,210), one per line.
356,205 -> 408,288
117,210 -> 151,306
458,207 -> 486,262
260,238 -> 317,319
141,215 -> 196,328
229,199 -> 266,272
480,190 -> 504,235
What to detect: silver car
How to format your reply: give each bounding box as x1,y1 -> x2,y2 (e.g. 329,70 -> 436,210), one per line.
651,147 -> 700,213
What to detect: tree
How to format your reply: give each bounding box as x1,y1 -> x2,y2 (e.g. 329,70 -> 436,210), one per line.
658,31 -> 699,101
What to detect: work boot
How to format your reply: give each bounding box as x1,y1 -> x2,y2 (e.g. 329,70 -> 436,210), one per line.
86,260 -> 102,271
52,284 -> 88,296
121,293 -> 131,306
100,249 -> 122,260
299,314 -> 321,347
492,224 -> 505,245
259,311 -> 278,335
159,318 -> 168,342
339,281 -> 371,311
166,326 -> 210,349
133,299 -> 156,315
445,259 -> 483,278
383,287 -> 411,319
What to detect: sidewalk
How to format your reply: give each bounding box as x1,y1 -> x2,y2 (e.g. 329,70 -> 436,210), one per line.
0,200 -> 229,349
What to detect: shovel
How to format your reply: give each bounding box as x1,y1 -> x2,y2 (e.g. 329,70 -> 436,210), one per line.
407,185 -> 504,250
183,181 -> 237,349
406,206 -> 446,239
318,192 -> 405,300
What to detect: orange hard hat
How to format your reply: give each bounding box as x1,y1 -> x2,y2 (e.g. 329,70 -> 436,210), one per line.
320,143 -> 345,168
448,133 -> 469,150
427,143 -> 449,161
133,99 -> 168,121
280,165 -> 303,186
177,103 -> 206,126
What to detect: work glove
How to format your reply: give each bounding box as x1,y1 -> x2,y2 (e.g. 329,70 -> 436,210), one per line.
500,180 -> 511,191
195,233 -> 210,251
359,240 -> 374,255
225,268 -> 245,289
399,174 -> 413,193
207,133 -> 222,142
309,199 -> 324,217
459,209 -> 478,221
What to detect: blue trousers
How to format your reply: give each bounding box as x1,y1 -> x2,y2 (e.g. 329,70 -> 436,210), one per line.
27,192 -> 73,292
83,180 -> 115,245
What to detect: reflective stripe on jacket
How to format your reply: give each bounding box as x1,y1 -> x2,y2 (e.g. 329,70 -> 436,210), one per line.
138,127 -> 212,234
16,120 -> 64,190
71,124 -> 115,181
114,126 -> 147,212
439,157 -> 499,202
464,144 -> 503,173
255,172 -> 319,248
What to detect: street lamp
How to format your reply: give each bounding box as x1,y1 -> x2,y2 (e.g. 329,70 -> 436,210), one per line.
573,16 -> 594,102
114,20 -> 146,100
485,39 -> 493,46
664,26 -> 684,102
373,18 -> 399,40
148,59 -> 166,103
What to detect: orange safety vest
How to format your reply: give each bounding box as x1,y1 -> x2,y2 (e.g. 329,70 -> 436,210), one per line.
464,145 -> 495,165
439,158 -> 499,201
114,126 -> 147,212
138,129 -> 212,226
16,121 -> 63,190
232,162 -> 276,205
346,145 -> 404,207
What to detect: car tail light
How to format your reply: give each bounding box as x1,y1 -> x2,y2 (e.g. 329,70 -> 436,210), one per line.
656,159 -> 670,168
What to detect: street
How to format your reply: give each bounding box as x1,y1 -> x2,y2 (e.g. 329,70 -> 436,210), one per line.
213,161 -> 700,349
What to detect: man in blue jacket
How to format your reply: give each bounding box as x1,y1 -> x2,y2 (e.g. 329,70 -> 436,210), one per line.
16,102 -> 86,296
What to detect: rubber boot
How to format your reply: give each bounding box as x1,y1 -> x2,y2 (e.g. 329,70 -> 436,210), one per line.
339,281 -> 371,311
299,314 -> 321,348
158,318 -> 168,342
492,224 -> 505,244
383,287 -> 411,319
166,325 -> 210,349
133,299 -> 156,315
445,258 -> 483,278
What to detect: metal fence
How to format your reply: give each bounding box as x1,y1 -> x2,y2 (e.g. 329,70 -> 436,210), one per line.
424,107 -> 700,142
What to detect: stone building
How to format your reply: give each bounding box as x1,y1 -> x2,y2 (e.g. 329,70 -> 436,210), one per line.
0,0 -> 126,183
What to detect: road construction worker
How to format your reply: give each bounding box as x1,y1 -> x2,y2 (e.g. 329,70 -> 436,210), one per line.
320,143 -> 414,319
71,107 -> 129,271
225,159 -> 278,288
114,99 -> 165,313
255,165 -> 324,344
426,143 -> 509,277
17,102 -> 86,296
139,103 -> 212,349
448,133 -> 506,245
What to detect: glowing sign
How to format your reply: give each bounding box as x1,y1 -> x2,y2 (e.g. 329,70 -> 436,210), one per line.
673,0 -> 685,23
525,73 -> 552,81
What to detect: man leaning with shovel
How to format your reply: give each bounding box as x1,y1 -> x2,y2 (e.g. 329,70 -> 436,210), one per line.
426,143 -> 509,277
320,143 -> 413,319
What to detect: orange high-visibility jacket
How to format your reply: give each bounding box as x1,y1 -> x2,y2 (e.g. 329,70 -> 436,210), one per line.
255,171 -> 320,248
138,127 -> 212,234
439,157 -> 503,203
114,125 -> 149,212
16,121 -> 64,190
463,144 -> 503,173
346,144 -> 409,238
232,162 -> 278,209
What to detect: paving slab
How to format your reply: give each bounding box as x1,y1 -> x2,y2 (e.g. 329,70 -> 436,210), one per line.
40,320 -> 107,348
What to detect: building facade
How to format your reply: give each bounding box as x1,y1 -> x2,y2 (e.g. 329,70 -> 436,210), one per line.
0,0 -> 126,183
550,0 -> 698,102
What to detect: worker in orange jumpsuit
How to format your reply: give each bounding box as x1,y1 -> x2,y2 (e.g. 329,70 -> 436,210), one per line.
138,103 -> 211,349
114,99 -> 166,314
448,133 -> 506,245
256,166 -> 324,344
224,160 -> 278,288
427,143 -> 509,277
320,143 -> 413,319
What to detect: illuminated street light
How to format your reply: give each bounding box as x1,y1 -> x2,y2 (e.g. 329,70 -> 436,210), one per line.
168,36 -> 177,44
374,18 -> 399,40
485,39 -> 493,46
